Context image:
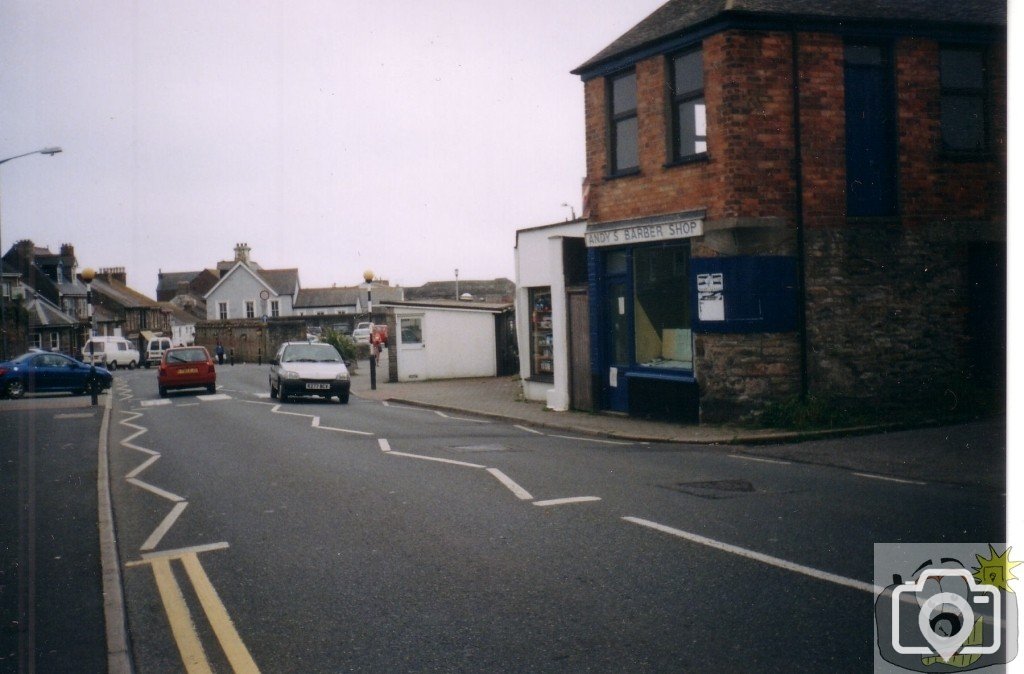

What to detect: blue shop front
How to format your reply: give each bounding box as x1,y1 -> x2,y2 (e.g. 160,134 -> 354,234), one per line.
586,210 -> 799,424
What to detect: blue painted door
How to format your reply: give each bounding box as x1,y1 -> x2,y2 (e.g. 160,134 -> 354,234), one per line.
844,43 -> 897,217
603,273 -> 632,413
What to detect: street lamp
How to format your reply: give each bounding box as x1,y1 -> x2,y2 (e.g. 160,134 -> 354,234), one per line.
0,146 -> 63,360
81,266 -> 98,406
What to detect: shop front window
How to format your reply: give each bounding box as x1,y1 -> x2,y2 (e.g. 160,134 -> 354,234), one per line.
634,244 -> 692,370
528,287 -> 553,379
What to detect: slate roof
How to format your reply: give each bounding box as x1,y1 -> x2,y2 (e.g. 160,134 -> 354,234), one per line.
383,299 -> 513,313
256,269 -> 300,296
89,276 -> 161,309
573,0 -> 1006,75
295,284 -> 405,309
23,287 -> 77,328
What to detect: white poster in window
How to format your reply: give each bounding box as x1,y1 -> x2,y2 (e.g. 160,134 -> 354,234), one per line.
609,367 -> 618,388
697,272 -> 725,321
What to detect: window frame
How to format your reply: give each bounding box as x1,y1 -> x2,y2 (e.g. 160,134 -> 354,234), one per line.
939,44 -> 989,155
245,300 -> 256,319
606,69 -> 640,177
218,302 -> 228,320
667,46 -> 708,165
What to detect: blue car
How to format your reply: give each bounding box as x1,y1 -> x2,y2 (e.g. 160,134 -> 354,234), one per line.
0,351 -> 113,399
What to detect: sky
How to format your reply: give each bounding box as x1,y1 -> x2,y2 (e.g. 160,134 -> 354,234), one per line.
0,0 -> 668,296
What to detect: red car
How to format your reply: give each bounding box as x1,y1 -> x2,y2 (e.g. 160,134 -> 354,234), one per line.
158,346 -> 217,397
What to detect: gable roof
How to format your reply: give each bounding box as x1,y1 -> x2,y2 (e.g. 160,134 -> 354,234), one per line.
573,0 -> 1006,76
295,287 -> 362,308
203,262 -> 300,299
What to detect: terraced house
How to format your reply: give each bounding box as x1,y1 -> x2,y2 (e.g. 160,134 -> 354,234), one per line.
571,0 -> 1005,422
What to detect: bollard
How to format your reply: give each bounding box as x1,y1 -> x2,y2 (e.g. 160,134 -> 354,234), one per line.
369,354 -> 376,390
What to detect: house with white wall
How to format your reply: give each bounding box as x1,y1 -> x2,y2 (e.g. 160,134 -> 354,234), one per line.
515,219 -> 589,411
382,299 -> 515,382
204,262 -> 299,321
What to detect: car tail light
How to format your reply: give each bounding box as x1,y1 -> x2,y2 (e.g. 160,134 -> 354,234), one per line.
0,367 -> 7,377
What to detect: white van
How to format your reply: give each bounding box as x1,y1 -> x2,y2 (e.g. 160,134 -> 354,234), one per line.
143,334 -> 173,368
82,337 -> 140,370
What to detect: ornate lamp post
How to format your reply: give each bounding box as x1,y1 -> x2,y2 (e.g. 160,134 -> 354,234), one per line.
81,267 -> 98,405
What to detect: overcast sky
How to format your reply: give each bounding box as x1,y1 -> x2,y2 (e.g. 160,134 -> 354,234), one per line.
1,1 -> 669,295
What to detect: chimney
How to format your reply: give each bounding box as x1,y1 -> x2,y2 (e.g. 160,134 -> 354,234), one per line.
234,242 -> 251,264
60,243 -> 75,258
99,266 -> 127,285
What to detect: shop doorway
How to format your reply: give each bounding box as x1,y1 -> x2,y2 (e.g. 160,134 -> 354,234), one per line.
568,289 -> 593,411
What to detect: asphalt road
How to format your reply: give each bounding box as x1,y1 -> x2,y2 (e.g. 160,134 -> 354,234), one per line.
0,399 -> 107,673
102,365 -> 1004,673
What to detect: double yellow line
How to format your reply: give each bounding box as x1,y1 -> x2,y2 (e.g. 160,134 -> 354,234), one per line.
128,544 -> 259,673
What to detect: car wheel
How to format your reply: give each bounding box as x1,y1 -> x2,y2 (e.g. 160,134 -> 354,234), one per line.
279,386 -> 289,403
207,384 -> 216,394
144,361 -> 151,369
128,360 -> 136,370
159,387 -> 167,398
108,361 -> 118,371
6,379 -> 25,399
270,380 -> 278,399
338,393 -> 349,404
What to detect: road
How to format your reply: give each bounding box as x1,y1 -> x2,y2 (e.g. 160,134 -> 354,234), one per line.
103,365 -> 1004,672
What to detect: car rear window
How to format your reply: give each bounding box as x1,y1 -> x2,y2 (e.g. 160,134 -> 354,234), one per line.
87,342 -> 106,352
166,348 -> 209,363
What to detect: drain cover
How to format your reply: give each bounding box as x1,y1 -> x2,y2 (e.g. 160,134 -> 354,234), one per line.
664,479 -> 756,499
449,444 -> 509,452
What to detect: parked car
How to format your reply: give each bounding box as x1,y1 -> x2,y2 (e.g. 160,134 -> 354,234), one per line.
352,322 -> 372,343
269,341 -> 350,404
158,346 -> 217,397
0,351 -> 112,399
81,336 -> 140,370
143,334 -> 173,368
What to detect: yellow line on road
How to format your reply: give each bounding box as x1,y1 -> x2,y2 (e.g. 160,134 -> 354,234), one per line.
150,558 -> 213,674
181,553 -> 261,673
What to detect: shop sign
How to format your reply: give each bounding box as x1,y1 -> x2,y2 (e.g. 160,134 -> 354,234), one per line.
585,217 -> 703,248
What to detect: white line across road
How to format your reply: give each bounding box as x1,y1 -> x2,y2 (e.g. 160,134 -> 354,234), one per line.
852,472 -> 927,486
533,496 -> 602,507
487,468 -> 534,501
728,454 -> 792,465
622,516 -> 879,595
387,451 -> 487,469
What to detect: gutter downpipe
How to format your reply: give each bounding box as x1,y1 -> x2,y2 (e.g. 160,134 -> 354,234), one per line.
791,28 -> 809,402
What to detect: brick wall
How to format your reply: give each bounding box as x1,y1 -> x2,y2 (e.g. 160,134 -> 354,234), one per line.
583,28 -> 1005,420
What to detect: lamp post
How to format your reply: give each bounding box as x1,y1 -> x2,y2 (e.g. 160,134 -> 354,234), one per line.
454,268 -> 459,301
81,266 -> 98,406
363,269 -> 376,390
0,146 -> 62,360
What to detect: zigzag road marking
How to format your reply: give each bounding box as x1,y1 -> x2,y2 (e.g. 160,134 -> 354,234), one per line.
269,403 -> 373,436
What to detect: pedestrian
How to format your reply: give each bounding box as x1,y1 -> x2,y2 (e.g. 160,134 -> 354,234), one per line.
215,340 -> 225,365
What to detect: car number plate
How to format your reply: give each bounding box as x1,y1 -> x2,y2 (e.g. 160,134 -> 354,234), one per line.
306,383 -> 330,390
179,368 -> 199,374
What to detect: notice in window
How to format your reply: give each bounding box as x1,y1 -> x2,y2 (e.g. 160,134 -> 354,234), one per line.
697,273 -> 725,321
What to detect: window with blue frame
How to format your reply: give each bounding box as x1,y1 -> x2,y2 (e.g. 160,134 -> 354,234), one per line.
633,244 -> 692,370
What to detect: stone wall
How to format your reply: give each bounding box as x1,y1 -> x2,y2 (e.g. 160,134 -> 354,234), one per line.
194,318 -> 306,364
695,332 -> 802,422
804,227 -> 969,409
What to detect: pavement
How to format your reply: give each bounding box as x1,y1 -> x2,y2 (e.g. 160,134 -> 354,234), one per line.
349,367 -> 1006,492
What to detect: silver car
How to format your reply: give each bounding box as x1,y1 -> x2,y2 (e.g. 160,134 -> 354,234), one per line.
269,341 -> 351,404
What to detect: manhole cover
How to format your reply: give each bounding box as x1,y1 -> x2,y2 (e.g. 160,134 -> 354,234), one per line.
663,479 -> 756,499
449,444 -> 509,452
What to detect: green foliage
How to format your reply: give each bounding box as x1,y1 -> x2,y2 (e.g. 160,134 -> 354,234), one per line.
320,329 -> 358,362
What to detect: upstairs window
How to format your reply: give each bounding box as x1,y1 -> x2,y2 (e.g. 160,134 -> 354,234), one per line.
940,46 -> 987,153
245,300 -> 256,319
218,302 -> 228,320
608,70 -> 639,174
270,300 -> 280,317
669,48 -> 707,161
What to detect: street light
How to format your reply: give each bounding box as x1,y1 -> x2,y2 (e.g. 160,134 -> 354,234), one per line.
0,146 -> 63,360
81,267 -> 98,406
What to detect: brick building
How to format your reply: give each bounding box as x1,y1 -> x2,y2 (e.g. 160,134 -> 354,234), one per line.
571,0 -> 1005,422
